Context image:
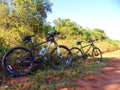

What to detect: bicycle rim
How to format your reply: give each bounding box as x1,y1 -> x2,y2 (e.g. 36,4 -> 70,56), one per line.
92,47 -> 102,63
3,47 -> 34,77
50,45 -> 72,70
70,47 -> 83,61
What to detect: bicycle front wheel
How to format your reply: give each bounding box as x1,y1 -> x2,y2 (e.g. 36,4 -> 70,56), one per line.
2,47 -> 34,77
70,47 -> 83,61
92,47 -> 102,63
49,45 -> 72,70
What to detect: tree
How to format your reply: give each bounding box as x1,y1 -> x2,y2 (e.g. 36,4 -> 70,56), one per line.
88,29 -> 108,40
0,1 -> 9,29
53,18 -> 85,39
53,18 -> 108,41
0,0 -> 52,34
0,0 -> 52,50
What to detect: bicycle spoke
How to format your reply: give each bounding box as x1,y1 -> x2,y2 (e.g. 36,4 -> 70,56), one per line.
70,47 -> 82,61
3,47 -> 34,77
92,47 -> 102,63
50,45 -> 72,70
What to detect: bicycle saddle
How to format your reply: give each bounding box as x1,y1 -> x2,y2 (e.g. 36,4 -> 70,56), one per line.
77,41 -> 83,45
23,35 -> 35,43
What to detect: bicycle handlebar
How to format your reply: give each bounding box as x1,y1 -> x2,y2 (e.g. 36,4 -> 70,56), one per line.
88,38 -> 98,43
77,39 -> 98,45
48,31 -> 60,36
56,31 -> 60,35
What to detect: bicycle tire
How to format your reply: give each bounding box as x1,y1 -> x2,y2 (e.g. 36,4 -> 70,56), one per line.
2,47 -> 34,77
92,47 -> 102,63
49,45 -> 72,70
70,47 -> 83,61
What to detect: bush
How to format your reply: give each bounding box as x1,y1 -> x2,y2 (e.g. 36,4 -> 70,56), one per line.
95,39 -> 120,53
0,37 -> 9,57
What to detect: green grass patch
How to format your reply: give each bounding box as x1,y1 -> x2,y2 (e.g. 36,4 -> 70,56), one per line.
1,50 -> 120,89
0,60 -> 105,90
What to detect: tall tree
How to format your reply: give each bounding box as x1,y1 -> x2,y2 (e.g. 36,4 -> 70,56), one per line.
53,18 -> 84,39
0,0 -> 52,34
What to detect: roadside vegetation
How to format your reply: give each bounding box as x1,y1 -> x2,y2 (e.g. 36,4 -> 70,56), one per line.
0,0 -> 120,89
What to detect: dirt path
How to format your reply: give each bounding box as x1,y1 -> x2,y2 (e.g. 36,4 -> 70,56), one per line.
75,57 -> 120,90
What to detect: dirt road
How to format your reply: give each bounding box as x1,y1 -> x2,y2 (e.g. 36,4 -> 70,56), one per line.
75,57 -> 120,90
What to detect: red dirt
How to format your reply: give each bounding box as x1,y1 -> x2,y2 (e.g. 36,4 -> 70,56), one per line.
1,57 -> 120,90
74,57 -> 120,90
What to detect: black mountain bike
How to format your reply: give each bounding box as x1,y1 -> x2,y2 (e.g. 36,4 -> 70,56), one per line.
2,30 -> 72,77
71,39 -> 102,63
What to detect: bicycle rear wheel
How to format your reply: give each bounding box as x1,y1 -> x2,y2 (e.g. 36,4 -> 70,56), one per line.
2,47 -> 34,77
49,45 -> 72,70
92,47 -> 102,63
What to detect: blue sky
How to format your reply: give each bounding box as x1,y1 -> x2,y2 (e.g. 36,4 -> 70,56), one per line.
47,0 -> 120,40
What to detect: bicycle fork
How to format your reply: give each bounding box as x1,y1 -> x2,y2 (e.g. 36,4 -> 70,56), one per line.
56,45 -> 63,59
57,45 -> 70,65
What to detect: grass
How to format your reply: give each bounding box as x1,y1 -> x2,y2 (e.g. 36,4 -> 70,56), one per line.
0,50 -> 120,90
102,50 -> 120,58
0,61 -> 105,90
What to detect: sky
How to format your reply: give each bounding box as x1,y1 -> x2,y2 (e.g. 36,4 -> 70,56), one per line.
47,0 -> 120,40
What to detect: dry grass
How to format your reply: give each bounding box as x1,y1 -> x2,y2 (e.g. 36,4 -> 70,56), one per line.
102,50 -> 120,58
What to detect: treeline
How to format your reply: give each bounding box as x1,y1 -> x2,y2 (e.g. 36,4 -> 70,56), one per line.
0,0 -> 120,56
0,0 -> 52,56
53,18 -> 108,41
52,18 -> 120,53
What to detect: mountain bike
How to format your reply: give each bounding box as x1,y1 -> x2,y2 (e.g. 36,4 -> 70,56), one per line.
70,39 -> 102,63
2,30 -> 72,77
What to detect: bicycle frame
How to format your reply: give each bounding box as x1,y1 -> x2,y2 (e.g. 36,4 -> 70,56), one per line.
71,38 -> 101,63
79,42 -> 96,55
26,35 -> 60,61
18,34 -> 62,64
18,40 -> 50,63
